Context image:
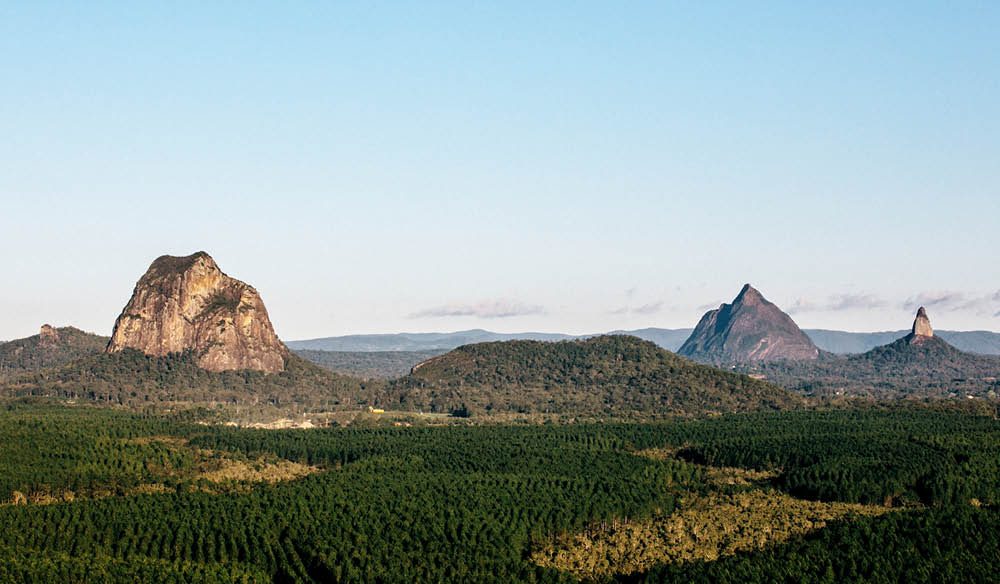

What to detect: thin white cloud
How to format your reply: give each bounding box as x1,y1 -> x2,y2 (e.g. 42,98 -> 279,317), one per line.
633,301 -> 664,315
903,291 -> 1000,316
788,293 -> 888,314
609,301 -> 664,316
409,300 -> 544,319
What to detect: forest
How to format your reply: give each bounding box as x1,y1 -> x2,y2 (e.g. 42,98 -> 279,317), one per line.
0,403 -> 997,583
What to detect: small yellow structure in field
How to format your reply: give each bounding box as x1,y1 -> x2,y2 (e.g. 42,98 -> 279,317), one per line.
368,406 -> 385,414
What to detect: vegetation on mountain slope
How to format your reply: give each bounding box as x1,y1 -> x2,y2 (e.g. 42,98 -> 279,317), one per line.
0,326 -> 107,377
0,349 -> 377,414
389,335 -> 802,417
741,335 -> 1000,399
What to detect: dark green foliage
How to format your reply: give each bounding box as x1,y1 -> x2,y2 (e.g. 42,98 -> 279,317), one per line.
390,335 -> 802,416
0,406 -> 997,582
0,350 -> 377,411
741,335 -> 1000,399
628,506 -> 1000,584
198,291 -> 241,318
294,349 -> 445,379
0,405 -> 201,501
668,408 -> 1000,506
0,327 -> 108,377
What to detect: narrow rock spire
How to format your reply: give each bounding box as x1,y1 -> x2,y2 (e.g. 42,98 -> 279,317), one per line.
911,307 -> 933,338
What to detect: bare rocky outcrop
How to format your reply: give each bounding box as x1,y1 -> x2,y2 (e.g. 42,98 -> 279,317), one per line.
678,284 -> 820,363
38,324 -> 60,345
906,306 -> 935,346
910,307 -> 934,339
106,252 -> 289,373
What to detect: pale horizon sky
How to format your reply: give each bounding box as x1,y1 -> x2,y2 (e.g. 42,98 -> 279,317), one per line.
3,3 -> 999,341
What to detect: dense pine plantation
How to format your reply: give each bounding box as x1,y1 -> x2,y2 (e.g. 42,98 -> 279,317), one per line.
0,404 -> 998,583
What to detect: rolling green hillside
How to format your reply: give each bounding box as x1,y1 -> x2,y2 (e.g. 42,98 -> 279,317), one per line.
0,326 -> 108,377
388,335 -> 802,417
742,335 -> 1000,399
0,349 -> 379,414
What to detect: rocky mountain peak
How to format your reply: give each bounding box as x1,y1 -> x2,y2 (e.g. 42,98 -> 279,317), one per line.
734,283 -> 764,304
909,306 -> 934,342
678,284 -> 819,363
38,324 -> 59,344
106,252 -> 289,373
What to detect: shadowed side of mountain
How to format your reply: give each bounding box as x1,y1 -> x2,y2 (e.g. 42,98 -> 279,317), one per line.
679,285 -> 820,364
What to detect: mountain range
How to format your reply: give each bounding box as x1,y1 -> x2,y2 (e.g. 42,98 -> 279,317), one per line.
287,327 -> 1000,356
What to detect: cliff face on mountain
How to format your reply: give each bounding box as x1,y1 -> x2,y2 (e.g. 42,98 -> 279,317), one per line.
909,306 -> 934,341
678,284 -> 820,364
106,252 -> 289,373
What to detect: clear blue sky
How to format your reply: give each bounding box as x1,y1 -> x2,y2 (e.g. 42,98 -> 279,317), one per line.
2,2 -> 999,340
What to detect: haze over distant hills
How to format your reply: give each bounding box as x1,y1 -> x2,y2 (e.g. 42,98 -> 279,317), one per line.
289,327 -> 1000,357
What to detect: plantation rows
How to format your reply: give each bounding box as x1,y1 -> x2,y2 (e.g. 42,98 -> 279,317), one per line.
0,405 -> 998,582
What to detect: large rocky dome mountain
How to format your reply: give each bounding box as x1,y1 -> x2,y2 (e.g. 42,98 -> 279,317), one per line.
388,335 -> 802,417
678,284 -> 820,364
106,252 -> 290,373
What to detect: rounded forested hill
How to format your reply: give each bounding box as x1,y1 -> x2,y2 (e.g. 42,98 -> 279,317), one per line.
0,326 -> 108,377
744,335 -> 1000,399
1,349 -> 380,412
389,335 -> 802,417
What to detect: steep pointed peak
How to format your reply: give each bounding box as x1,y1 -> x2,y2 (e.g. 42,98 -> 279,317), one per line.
911,306 -> 934,338
734,283 -> 764,304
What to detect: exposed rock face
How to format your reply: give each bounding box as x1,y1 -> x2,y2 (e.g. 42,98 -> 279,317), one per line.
911,307 -> 934,339
678,284 -> 820,363
106,252 -> 289,373
38,324 -> 59,345
905,306 -> 936,346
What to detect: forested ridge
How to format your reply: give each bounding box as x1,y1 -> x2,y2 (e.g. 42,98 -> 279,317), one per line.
0,335 -> 806,420
0,349 -> 379,414
390,335 -> 802,416
741,335 -> 1000,400
0,326 -> 108,377
0,404 -> 997,582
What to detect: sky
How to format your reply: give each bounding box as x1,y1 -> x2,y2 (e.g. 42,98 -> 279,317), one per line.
2,2 -> 999,341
